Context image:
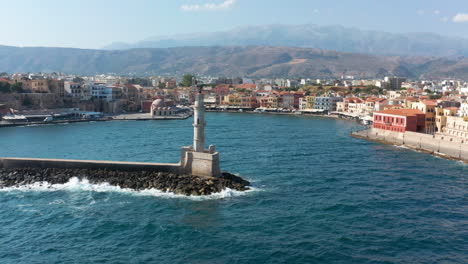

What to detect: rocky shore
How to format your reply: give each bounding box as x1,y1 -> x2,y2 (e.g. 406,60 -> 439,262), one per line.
0,168 -> 251,196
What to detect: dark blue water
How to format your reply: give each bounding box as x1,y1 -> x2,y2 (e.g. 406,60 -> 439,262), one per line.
0,113 -> 466,264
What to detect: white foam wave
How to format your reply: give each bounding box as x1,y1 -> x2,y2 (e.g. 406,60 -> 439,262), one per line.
0,177 -> 259,200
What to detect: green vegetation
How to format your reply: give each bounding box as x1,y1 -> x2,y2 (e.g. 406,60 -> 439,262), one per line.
0,81 -> 23,93
128,77 -> 151,86
158,82 -> 166,89
352,85 -> 383,95
180,74 -> 195,87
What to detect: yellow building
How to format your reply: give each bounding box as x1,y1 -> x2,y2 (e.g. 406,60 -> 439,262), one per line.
223,94 -> 241,106
435,107 -> 458,133
442,116 -> 468,139
304,96 -> 315,109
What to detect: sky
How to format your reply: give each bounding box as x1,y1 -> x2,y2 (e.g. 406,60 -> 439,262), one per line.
0,0 -> 467,49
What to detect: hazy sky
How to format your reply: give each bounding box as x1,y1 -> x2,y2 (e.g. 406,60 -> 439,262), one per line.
1,0 -> 467,49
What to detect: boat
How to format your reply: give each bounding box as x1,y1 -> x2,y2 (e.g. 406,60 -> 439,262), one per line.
2,115 -> 28,122
43,116 -> 54,122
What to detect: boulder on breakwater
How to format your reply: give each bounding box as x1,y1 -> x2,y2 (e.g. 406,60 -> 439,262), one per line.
0,168 -> 250,196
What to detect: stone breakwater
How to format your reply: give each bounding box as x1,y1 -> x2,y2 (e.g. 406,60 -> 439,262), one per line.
0,168 -> 250,196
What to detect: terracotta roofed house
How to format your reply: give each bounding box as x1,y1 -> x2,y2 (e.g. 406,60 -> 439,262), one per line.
373,109 -> 426,133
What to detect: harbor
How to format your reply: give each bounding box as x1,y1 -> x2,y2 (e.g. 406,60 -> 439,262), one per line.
0,85 -> 249,196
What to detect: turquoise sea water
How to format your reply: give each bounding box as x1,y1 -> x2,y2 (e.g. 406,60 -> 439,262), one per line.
0,113 -> 466,264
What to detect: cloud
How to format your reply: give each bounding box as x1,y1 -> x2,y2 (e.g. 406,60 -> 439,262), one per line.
181,0 -> 236,12
440,16 -> 449,22
453,13 -> 468,23
313,9 -> 319,14
433,10 -> 440,15
417,9 -> 425,15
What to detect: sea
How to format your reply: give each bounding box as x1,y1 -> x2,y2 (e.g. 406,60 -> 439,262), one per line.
0,113 -> 466,264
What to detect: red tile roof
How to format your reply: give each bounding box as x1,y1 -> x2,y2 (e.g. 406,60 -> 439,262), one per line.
375,109 -> 424,117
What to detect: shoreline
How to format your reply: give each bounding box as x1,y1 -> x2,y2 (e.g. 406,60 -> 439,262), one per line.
206,109 -> 365,123
351,128 -> 468,164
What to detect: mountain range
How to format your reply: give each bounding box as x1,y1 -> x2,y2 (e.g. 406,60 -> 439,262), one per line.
1,45 -> 468,79
103,24 -> 468,57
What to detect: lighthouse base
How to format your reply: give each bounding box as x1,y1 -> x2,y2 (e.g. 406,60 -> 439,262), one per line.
180,147 -> 221,177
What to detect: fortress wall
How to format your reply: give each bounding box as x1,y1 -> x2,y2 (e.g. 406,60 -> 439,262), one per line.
0,158 -> 181,173
352,128 -> 467,163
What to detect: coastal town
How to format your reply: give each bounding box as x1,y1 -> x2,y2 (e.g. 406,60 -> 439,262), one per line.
0,72 -> 467,145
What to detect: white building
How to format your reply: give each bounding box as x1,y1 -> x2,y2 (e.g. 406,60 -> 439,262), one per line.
89,83 -> 113,102
458,103 -> 468,117
64,82 -> 82,98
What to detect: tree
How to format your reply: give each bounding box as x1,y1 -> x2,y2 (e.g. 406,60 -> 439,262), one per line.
158,82 -> 166,89
180,74 -> 194,87
128,77 -> 151,86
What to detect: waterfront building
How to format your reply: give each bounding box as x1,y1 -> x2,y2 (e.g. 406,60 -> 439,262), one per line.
89,83 -> 113,102
346,98 -> 364,114
373,109 -> 426,133
150,99 -> 176,117
304,96 -> 315,109
435,107 -> 458,133
366,97 -> 388,113
19,78 -> 49,93
223,94 -> 241,107
299,98 -> 307,110
64,82 -> 83,98
259,94 -> 280,109
336,101 -> 347,112
240,95 -> 258,109
279,92 -> 301,109
314,96 -> 343,112
299,95 -> 315,110
412,100 -> 437,134
442,116 -> 468,139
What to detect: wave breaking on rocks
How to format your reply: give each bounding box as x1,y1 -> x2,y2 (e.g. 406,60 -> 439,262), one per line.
0,168 -> 250,196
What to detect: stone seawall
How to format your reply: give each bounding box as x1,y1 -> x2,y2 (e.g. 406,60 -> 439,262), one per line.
0,158 -> 250,196
351,128 -> 468,163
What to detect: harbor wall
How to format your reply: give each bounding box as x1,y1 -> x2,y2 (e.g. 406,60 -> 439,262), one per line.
0,158 -> 181,173
352,128 -> 468,162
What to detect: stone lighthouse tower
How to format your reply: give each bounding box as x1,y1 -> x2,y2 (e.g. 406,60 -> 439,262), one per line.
180,79 -> 221,177
193,85 -> 205,152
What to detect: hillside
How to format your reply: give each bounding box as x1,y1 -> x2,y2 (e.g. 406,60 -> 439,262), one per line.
103,24 -> 468,57
0,45 -> 467,79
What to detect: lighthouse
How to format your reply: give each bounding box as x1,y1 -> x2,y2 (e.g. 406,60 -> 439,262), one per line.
180,79 -> 221,177
193,85 -> 205,152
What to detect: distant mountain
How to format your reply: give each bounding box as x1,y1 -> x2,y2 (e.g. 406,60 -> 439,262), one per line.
1,45 -> 467,79
103,24 -> 468,57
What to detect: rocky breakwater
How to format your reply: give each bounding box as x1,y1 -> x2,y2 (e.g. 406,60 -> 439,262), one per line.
0,168 -> 250,196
